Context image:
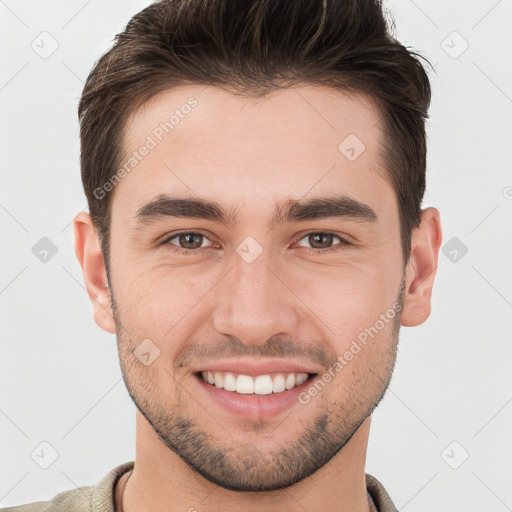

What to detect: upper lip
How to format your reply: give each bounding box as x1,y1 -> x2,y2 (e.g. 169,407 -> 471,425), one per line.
192,358 -> 322,376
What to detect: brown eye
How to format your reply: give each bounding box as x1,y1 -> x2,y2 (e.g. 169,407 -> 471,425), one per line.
177,233 -> 204,249
163,232 -> 214,252
308,233 -> 335,249
295,232 -> 352,253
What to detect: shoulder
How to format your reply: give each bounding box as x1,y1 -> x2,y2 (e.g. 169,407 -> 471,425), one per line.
0,485 -> 93,512
0,461 -> 134,512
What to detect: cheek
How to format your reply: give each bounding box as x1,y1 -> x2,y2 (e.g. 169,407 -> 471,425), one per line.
293,261 -> 399,339
298,315 -> 399,415
112,264 -> 220,359
111,248 -> 235,384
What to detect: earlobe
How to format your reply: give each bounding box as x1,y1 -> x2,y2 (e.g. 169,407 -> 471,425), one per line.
401,207 -> 442,327
73,212 -> 116,334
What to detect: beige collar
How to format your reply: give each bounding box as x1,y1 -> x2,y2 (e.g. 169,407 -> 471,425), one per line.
115,470 -> 379,512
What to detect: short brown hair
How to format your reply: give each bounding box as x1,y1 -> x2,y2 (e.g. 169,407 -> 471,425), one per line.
79,0 -> 433,266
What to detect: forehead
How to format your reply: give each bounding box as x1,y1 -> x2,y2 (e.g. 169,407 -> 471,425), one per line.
115,83 -> 396,229
122,83 -> 383,159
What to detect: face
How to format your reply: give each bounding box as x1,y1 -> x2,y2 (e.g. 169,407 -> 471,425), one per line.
106,84 -> 406,491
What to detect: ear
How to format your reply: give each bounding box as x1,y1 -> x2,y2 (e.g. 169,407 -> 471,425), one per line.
73,212 -> 116,334
401,207 -> 442,327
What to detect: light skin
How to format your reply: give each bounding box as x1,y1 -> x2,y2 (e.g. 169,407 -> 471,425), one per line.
74,84 -> 442,512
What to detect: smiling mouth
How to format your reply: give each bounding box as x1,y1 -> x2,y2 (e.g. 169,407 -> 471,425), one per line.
197,371 -> 316,395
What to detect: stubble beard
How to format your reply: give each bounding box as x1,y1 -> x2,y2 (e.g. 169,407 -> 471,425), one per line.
111,283 -> 403,491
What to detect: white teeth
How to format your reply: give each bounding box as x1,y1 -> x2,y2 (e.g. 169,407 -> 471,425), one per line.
297,373 -> 308,385
200,371 -> 309,394
236,374 -> 254,394
296,373 -> 307,385
254,375 -> 273,395
223,372 -> 237,392
272,374 -> 286,393
285,374 -> 296,389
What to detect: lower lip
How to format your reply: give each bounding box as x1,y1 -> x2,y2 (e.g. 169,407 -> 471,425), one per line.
194,374 -> 315,421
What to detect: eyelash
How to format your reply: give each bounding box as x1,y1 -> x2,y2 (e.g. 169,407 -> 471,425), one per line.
161,231 -> 352,255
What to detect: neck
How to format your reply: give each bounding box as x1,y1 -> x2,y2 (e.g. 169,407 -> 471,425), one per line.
123,411 -> 373,512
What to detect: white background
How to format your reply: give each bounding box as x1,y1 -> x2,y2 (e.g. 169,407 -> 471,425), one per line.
1,0 -> 511,510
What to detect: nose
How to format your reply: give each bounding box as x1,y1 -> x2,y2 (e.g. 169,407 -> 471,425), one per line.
212,251 -> 299,347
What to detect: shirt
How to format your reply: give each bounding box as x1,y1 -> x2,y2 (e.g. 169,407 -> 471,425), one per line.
0,461 -> 398,512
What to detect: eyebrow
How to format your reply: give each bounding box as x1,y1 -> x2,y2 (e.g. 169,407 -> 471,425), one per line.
135,194 -> 378,229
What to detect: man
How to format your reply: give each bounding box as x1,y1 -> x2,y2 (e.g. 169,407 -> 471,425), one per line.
2,0 -> 441,510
